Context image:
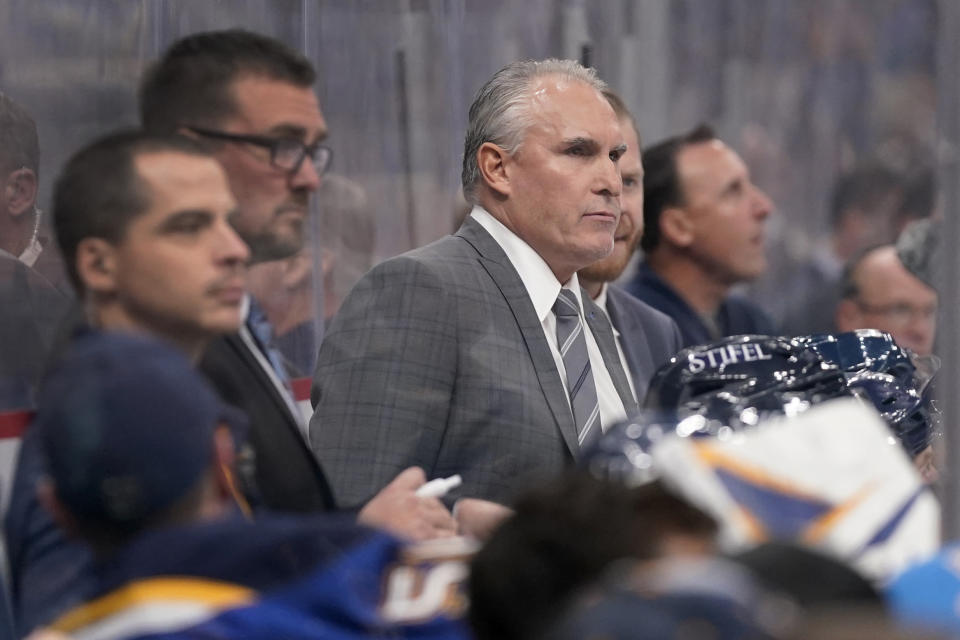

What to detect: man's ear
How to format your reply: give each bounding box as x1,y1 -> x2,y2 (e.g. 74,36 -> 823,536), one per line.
37,478 -> 80,539
476,142 -> 511,198
4,167 -> 38,218
281,251 -> 313,290
659,206 -> 695,248
75,237 -> 119,294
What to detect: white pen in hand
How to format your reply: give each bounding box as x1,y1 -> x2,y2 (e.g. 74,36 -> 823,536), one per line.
415,474 -> 462,499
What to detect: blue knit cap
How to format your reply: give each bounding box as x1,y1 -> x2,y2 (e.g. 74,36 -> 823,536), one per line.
35,331 -> 248,529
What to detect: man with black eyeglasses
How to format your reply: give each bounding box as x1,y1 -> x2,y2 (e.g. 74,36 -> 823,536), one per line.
139,30 -> 456,536
835,244 -> 938,356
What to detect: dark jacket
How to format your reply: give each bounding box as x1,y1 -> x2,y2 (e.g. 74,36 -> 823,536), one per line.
625,262 -> 776,349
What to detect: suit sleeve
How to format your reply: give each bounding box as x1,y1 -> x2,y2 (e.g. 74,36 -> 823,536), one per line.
309,256 -> 457,507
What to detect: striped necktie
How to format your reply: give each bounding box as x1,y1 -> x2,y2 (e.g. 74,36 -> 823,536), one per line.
553,289 -> 600,449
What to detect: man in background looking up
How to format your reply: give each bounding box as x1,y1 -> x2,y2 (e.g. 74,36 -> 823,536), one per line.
626,124 -> 775,348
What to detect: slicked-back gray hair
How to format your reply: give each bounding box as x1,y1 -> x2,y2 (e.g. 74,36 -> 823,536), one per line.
460,59 -> 607,203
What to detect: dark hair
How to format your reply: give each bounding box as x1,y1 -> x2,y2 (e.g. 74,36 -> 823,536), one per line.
52,130 -> 211,293
0,92 -> 39,176
140,29 -> 316,133
731,542 -> 883,610
468,473 -> 716,640
839,243 -> 892,300
829,162 -> 904,230
601,89 -> 641,147
640,123 -> 716,252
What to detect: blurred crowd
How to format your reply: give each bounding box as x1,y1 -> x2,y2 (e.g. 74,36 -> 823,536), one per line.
0,14 -> 953,640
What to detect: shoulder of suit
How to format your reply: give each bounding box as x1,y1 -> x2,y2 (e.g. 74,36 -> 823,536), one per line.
360,232 -> 488,290
607,284 -> 678,330
198,334 -> 258,381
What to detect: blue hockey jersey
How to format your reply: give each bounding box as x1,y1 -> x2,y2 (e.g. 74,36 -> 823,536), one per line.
45,514 -> 473,640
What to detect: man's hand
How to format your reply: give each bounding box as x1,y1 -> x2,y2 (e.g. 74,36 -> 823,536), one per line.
454,498 -> 513,541
358,466 -> 457,541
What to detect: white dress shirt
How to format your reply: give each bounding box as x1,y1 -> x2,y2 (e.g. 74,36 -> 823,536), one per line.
471,206 -> 628,432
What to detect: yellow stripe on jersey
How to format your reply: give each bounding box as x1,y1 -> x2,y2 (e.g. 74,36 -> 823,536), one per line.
50,576 -> 256,633
692,441 -> 829,503
802,483 -> 876,544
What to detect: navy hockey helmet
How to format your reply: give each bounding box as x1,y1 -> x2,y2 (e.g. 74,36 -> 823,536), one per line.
642,335 -> 849,430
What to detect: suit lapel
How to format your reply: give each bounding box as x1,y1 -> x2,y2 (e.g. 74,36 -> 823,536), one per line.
583,292 -> 640,416
457,218 -> 579,456
605,286 -> 656,401
224,333 -> 301,430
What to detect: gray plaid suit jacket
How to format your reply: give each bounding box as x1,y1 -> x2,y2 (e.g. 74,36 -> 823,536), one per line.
309,216 -> 638,506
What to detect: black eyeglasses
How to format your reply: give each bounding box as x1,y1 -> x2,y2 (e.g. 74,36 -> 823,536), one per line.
187,126 -> 332,177
855,300 -> 938,327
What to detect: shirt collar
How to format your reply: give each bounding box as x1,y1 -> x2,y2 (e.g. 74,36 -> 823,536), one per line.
590,282 -> 620,338
470,206 -> 583,321
593,282 -> 609,310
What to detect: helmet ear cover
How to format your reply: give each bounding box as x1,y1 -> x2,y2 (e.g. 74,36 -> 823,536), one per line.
847,371 -> 936,458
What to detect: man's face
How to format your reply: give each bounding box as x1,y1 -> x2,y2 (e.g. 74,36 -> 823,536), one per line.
500,76 -> 625,282
210,75 -> 327,263
675,140 -> 772,285
579,115 -> 643,285
837,246 -> 938,356
107,151 -> 248,338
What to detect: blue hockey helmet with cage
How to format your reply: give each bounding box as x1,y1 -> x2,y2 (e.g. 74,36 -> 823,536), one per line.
588,336 -> 847,483
588,332 -> 937,486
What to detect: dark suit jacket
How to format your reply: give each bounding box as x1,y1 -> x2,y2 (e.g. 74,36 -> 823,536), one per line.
310,217 -> 638,507
0,254 -> 69,409
604,284 -> 682,403
626,262 -> 775,349
200,334 -> 335,513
